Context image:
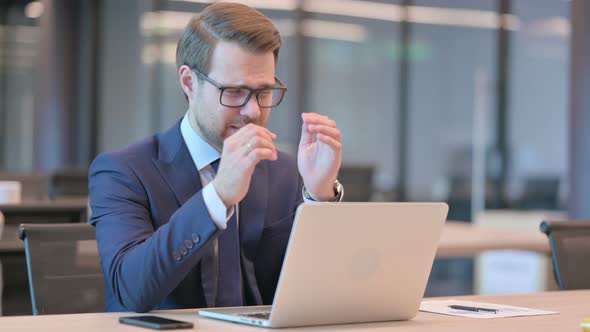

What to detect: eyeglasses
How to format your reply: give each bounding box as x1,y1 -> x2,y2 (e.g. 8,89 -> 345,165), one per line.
192,68 -> 287,108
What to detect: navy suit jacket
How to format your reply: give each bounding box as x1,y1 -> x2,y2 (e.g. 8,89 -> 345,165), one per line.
89,120 -> 303,312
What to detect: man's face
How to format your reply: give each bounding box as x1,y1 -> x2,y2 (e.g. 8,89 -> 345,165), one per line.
188,41 -> 276,151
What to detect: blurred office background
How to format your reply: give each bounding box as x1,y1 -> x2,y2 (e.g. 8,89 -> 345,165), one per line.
0,0 -> 569,212
0,0 -> 577,314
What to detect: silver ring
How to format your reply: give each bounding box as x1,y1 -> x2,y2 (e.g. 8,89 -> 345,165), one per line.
246,142 -> 253,152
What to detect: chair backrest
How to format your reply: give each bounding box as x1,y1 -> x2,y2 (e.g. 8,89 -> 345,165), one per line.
540,220 -> 590,290
338,165 -> 374,201
0,211 -> 4,315
17,223 -> 105,315
519,176 -> 560,210
0,201 -> 88,225
49,168 -> 89,199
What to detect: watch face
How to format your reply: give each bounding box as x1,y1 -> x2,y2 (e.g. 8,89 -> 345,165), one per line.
332,181 -> 343,201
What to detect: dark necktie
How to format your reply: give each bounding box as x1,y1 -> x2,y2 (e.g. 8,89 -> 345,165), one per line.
210,159 -> 243,307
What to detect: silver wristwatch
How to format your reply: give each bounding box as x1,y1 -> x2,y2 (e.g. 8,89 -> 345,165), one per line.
303,180 -> 343,202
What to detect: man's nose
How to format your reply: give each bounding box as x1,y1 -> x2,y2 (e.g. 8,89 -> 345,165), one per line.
240,94 -> 261,120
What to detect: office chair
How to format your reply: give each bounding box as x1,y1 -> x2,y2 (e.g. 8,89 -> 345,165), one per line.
540,220 -> 590,290
49,168 -> 89,199
18,223 -> 105,315
0,211 -> 3,315
338,165 -> 374,201
518,176 -> 560,210
0,201 -> 88,225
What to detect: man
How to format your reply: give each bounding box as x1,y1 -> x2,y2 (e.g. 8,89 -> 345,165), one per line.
89,2 -> 343,313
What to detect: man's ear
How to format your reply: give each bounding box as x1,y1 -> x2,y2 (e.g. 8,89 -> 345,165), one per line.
178,65 -> 195,100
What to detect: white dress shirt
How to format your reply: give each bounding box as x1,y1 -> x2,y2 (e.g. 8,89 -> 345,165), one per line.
180,113 -> 233,229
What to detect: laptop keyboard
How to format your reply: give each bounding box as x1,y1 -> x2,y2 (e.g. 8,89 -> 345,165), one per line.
240,312 -> 271,320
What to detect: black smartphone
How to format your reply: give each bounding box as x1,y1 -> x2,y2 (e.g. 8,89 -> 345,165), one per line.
119,315 -> 194,330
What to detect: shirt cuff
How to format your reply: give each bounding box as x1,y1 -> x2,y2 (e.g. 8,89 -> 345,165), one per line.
302,183 -> 344,203
203,183 -> 234,229
302,192 -> 318,203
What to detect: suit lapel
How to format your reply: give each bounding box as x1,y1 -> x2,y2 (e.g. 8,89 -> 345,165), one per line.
151,121 -> 218,307
151,121 -> 203,206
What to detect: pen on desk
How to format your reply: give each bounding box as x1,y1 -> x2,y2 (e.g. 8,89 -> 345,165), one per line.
449,305 -> 498,314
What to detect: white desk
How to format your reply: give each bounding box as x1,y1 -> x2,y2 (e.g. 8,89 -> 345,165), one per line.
0,290 -> 587,331
0,220 -> 553,316
438,222 -> 550,258
0,220 -> 552,258
439,222 -> 556,294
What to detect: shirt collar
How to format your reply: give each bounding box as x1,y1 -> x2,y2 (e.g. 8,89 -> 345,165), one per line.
180,112 -> 221,171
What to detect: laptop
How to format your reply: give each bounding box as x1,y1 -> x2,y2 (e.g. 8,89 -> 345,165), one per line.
198,202 -> 448,328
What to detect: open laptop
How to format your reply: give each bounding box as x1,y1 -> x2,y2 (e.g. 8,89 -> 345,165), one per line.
198,202 -> 448,328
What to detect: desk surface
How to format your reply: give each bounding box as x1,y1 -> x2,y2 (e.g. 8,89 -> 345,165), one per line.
0,198 -> 88,214
438,222 -> 550,257
0,221 -> 550,256
0,290 -> 587,331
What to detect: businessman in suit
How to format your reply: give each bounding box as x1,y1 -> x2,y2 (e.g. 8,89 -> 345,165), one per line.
89,2 -> 343,312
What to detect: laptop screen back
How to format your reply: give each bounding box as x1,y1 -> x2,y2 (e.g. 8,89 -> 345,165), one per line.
268,202 -> 448,327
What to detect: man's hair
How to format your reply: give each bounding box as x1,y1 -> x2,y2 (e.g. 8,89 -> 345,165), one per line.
176,2 -> 282,77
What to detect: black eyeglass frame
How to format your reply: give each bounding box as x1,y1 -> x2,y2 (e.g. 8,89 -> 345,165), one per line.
191,68 -> 288,108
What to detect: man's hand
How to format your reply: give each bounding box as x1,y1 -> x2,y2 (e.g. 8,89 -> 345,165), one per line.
297,113 -> 342,201
212,124 -> 277,208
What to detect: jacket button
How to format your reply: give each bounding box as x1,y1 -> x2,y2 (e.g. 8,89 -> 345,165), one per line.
179,246 -> 188,256
192,233 -> 200,244
173,251 -> 181,261
185,239 -> 194,249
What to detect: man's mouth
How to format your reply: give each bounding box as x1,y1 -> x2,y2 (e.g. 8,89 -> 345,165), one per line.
227,125 -> 244,135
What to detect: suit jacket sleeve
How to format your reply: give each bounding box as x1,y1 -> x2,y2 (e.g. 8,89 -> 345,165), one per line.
89,153 -> 220,312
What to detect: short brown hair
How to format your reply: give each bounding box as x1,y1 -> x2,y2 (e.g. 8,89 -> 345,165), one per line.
176,2 -> 282,75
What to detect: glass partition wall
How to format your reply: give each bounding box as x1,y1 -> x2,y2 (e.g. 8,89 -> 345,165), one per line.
0,0 -> 570,297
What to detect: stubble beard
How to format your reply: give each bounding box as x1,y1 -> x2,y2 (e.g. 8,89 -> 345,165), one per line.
198,116 -> 224,151
190,106 -> 267,152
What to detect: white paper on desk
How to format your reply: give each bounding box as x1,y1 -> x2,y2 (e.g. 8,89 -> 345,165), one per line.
419,300 -> 558,319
